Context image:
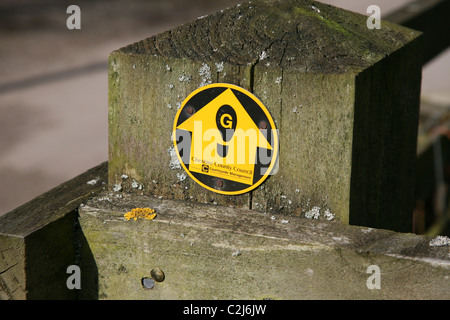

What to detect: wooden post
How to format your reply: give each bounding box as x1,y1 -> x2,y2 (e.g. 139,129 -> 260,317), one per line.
0,162 -> 107,300
108,0 -> 422,232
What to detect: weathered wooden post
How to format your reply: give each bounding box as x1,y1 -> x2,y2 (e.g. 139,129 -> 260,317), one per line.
4,0 -> 449,301
108,0 -> 422,232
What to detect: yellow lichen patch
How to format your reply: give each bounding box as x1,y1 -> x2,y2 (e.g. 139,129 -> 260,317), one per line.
124,207 -> 156,221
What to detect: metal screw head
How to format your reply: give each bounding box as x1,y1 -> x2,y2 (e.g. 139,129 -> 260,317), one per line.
141,277 -> 155,290
186,105 -> 195,115
150,268 -> 165,282
214,179 -> 224,188
258,120 -> 268,129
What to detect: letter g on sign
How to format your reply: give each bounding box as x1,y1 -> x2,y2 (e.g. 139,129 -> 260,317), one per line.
216,104 -> 237,142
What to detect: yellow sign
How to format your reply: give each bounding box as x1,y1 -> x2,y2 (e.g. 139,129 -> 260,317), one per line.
173,83 -> 278,195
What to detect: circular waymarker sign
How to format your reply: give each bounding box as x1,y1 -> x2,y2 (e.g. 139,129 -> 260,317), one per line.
172,83 -> 279,195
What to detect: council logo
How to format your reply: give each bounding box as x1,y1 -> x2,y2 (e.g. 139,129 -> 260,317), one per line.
172,83 -> 278,195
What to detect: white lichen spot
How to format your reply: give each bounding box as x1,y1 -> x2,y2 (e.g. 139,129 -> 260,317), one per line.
111,60 -> 119,72
131,180 -> 142,190
121,174 -> 128,179
305,206 -> 321,220
197,14 -> 208,19
232,250 -> 241,257
87,177 -> 100,185
361,228 -> 373,234
98,196 -> 112,203
271,216 -> 276,220
199,62 -> 211,77
215,62 -> 224,73
177,172 -> 187,181
323,209 -> 335,221
332,236 -> 350,244
305,268 -> 314,277
259,51 -> 268,61
113,183 -> 122,192
176,102 -> 181,110
295,189 -> 300,193
429,235 -> 450,247
132,64 -> 136,69
165,64 -> 171,71
168,84 -> 174,90
311,5 -> 320,13
254,202 -> 264,210
178,74 -> 192,82
167,103 -> 172,109
199,62 -> 212,87
168,146 -> 181,170
275,76 -> 282,84
293,105 -> 302,113
281,219 -> 290,224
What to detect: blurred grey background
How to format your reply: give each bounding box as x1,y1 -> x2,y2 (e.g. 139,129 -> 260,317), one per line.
1,1 -> 449,234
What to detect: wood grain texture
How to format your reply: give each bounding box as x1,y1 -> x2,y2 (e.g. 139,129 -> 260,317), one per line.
78,191 -> 450,299
108,0 -> 422,230
121,0 -> 418,73
0,162 -> 107,299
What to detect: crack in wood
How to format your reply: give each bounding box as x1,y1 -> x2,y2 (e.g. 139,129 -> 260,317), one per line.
0,273 -> 14,300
